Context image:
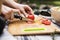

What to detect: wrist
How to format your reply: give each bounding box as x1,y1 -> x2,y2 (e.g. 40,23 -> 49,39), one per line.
11,2 -> 18,8
13,3 -> 25,9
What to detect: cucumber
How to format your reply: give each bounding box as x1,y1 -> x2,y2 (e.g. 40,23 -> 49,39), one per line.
24,28 -> 46,32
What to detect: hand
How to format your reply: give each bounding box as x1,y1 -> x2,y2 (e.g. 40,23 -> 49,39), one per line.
2,5 -> 21,22
15,4 -> 34,17
3,0 -> 34,17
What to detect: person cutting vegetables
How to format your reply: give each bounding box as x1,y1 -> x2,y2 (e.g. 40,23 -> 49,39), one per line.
0,0 -> 34,39
2,0 -> 34,22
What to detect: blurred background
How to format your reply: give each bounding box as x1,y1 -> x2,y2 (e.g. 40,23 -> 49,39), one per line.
16,0 -> 60,9
16,0 -> 60,16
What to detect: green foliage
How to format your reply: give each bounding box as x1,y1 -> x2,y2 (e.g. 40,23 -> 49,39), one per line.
18,0 -> 60,6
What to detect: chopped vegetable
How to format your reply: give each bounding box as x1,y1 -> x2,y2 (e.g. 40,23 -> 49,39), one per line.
41,18 -> 51,25
27,15 -> 35,20
24,28 -> 46,32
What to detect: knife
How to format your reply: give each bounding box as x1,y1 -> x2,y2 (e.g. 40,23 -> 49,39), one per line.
14,13 -> 28,21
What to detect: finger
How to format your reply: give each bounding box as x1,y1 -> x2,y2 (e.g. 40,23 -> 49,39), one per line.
12,9 -> 25,18
20,9 -> 28,17
3,6 -> 13,19
10,10 -> 14,20
12,9 -> 21,15
24,5 -> 34,15
7,9 -> 21,22
29,8 -> 34,15
28,7 -> 34,15
2,8 -> 12,20
10,9 -> 21,20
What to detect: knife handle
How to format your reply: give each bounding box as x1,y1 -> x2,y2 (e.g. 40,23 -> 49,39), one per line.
14,14 -> 22,20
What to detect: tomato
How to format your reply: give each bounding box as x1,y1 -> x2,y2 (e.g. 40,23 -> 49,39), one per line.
43,21 -> 51,25
42,20 -> 46,24
41,18 -> 51,25
27,15 -> 35,20
42,18 -> 48,21
41,18 -> 47,23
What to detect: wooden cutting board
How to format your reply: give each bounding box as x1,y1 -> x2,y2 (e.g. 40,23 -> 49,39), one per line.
8,20 -> 58,35
56,28 -> 60,33
54,25 -> 60,33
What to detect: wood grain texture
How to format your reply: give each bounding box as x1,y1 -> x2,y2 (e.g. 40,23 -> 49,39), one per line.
8,16 -> 60,35
8,20 -> 58,35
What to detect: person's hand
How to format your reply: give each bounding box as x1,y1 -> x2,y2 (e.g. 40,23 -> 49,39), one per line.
2,5 -> 21,22
15,4 -> 34,17
3,0 -> 34,17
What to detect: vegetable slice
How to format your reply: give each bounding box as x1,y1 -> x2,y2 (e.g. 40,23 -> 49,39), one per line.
24,28 -> 46,32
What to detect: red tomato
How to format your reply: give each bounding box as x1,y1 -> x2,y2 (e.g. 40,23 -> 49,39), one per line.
27,15 -> 35,20
41,18 -> 47,24
42,19 -> 51,25
41,20 -> 46,24
44,21 -> 51,25
42,18 -> 48,21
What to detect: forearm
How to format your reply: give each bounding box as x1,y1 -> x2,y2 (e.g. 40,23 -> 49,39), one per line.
3,0 -> 18,8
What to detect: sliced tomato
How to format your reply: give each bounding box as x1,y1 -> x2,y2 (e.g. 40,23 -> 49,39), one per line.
42,18 -> 48,21
41,18 -> 51,25
27,15 -> 35,20
44,21 -> 51,25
